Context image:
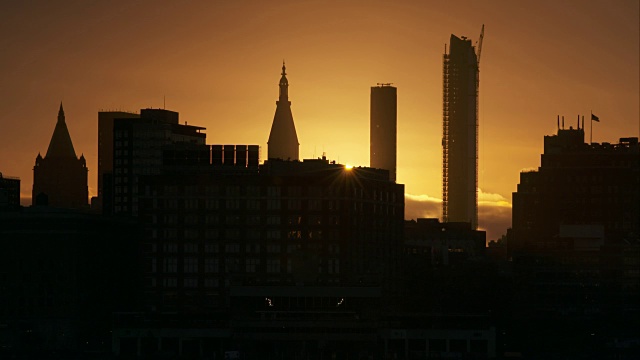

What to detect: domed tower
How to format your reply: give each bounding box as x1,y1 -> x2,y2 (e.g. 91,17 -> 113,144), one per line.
267,62 -> 299,161
32,103 -> 88,208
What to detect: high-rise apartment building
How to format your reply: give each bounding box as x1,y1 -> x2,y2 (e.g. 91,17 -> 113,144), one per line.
108,109 -> 206,215
370,84 -> 397,182
267,62 -> 299,161
442,32 -> 482,229
32,103 -> 88,208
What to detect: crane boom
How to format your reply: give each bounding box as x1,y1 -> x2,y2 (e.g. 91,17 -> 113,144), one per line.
476,24 -> 484,68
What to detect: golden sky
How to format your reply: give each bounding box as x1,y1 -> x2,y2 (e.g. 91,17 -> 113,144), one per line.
1,0 -> 638,240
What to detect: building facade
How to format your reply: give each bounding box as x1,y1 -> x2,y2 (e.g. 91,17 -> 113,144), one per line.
443,34 -> 480,228
32,103 -> 88,208
96,110 -> 140,209
370,84 -> 397,182
108,108 -> 206,216
0,173 -> 20,210
267,62 -> 299,161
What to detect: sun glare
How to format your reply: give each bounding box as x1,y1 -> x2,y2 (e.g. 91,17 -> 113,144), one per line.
345,164 -> 354,170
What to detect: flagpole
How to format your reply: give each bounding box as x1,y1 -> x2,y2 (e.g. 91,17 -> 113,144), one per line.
590,111 -> 593,144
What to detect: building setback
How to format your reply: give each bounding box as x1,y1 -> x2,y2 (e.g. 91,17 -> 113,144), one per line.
267,62 -> 299,161
370,84 -> 397,182
443,33 -> 481,229
32,103 -> 88,208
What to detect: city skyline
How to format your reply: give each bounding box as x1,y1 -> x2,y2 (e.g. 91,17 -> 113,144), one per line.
1,0 -> 638,241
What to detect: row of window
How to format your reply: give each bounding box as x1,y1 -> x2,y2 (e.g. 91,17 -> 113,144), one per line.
147,258 -> 341,275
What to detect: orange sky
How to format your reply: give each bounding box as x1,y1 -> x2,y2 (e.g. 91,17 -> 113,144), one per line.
1,0 -> 638,240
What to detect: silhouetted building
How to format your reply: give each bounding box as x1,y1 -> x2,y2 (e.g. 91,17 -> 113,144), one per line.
0,207 -> 139,356
404,218 -> 486,267
370,84 -> 397,182
510,123 -> 640,319
443,32 -> 482,229
108,108 -> 206,216
267,62 -> 299,161
134,157 -> 403,316
0,173 -> 20,211
512,125 -> 639,253
32,103 -> 88,208
96,110 -> 140,210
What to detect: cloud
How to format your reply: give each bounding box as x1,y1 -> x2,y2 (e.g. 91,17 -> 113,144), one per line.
405,190 -> 512,243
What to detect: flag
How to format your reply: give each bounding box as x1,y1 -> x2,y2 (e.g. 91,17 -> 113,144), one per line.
591,113 -> 600,122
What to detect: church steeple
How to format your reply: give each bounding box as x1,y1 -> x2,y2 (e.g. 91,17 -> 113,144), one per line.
45,102 -> 77,158
268,62 -> 299,161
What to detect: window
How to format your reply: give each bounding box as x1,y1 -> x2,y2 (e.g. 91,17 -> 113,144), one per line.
246,259 -> 260,273
205,229 -> 219,239
206,199 -> 219,210
267,216 -> 281,225
226,199 -> 240,210
328,259 -> 340,274
163,277 -> 177,288
288,199 -> 301,210
163,243 -> 178,253
225,258 -> 240,273
267,230 -> 281,240
184,243 -> 198,253
205,259 -> 219,273
267,199 -> 281,210
184,229 -> 199,239
267,244 -> 281,253
204,243 -> 219,253
204,278 -> 219,288
163,258 -> 178,273
267,259 -> 281,273
267,186 -> 281,198
184,257 -> 198,273
225,243 -> 240,253
247,199 -> 261,210
206,214 -> 219,225
183,278 -> 198,288
226,229 -> 240,240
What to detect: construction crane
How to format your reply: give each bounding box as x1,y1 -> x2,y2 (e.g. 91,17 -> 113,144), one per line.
476,24 -> 484,68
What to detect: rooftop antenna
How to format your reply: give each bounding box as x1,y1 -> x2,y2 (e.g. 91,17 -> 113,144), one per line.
562,116 -> 565,129
577,115 -> 580,129
557,115 -> 559,130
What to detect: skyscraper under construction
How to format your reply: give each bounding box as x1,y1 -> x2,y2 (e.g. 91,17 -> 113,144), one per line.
442,27 -> 483,229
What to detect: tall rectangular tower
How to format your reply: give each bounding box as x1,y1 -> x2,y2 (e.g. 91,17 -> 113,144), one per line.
370,84 -> 397,182
443,33 -> 480,229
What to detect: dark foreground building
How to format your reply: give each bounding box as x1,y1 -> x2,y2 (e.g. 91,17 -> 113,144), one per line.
0,207 -> 139,358
509,123 -> 640,357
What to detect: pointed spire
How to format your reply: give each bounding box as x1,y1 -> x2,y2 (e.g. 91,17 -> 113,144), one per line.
45,103 -> 77,158
269,62 -> 299,161
58,102 -> 65,123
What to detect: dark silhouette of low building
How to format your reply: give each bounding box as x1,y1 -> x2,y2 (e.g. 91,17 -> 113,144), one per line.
32,103 -> 88,208
0,173 -> 20,210
370,84 -> 397,182
267,62 -> 299,161
0,207 -> 139,357
404,218 -> 486,267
